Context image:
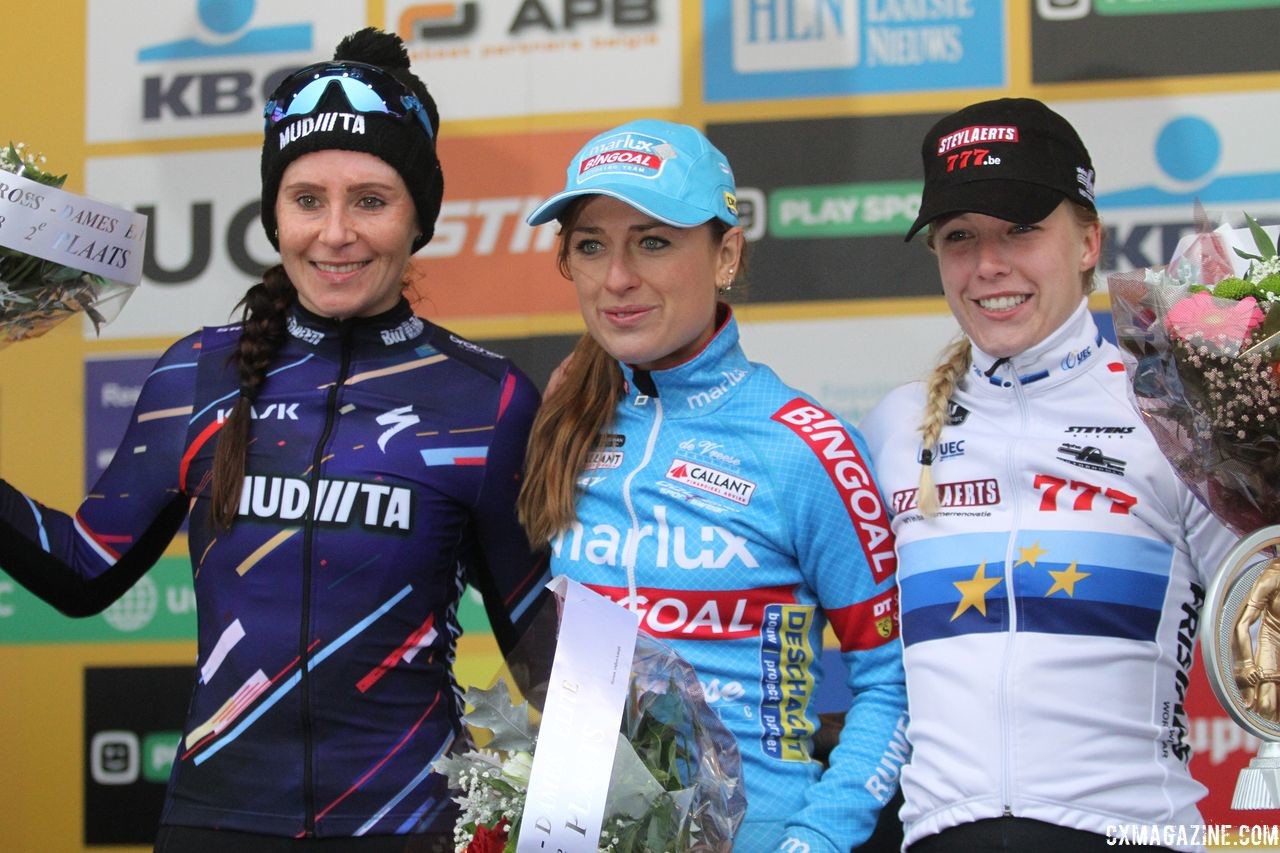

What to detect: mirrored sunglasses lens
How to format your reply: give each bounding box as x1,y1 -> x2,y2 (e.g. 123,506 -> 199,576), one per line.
282,76 -> 391,120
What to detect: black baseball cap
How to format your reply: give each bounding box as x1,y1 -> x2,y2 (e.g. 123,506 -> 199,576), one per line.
905,98 -> 1096,241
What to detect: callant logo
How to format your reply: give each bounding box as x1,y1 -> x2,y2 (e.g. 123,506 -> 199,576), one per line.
586,450 -> 624,470
666,458 -> 756,506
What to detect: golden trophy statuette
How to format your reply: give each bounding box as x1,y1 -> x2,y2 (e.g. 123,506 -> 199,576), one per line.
1203,526 -> 1280,809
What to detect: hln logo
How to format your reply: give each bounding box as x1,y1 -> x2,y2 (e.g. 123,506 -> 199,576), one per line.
732,0 -> 859,73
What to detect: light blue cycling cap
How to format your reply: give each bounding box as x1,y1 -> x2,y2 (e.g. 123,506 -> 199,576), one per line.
527,119 -> 739,228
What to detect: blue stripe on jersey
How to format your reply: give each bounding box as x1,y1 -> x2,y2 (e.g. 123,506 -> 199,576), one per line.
900,529 -> 1173,646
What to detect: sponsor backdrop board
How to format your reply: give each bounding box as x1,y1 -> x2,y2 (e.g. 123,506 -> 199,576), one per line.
388,0 -> 683,120
4,1 -> 1280,850
1030,0 -> 1280,83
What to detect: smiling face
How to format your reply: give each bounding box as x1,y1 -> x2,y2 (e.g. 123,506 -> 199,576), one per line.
563,195 -> 742,372
932,200 -> 1102,358
275,149 -> 419,320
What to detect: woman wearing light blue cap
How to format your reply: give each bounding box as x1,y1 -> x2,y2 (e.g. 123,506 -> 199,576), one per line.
518,119 -> 907,853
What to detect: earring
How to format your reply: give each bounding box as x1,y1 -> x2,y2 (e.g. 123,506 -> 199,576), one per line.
718,267 -> 736,294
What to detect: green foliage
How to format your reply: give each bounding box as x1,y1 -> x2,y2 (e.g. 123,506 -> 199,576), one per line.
462,680 -> 536,754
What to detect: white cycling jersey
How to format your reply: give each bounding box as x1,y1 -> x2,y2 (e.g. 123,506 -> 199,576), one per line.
860,299 -> 1235,852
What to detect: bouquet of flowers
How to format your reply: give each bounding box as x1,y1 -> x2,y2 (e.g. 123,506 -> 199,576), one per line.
0,142 -> 143,347
434,591 -> 745,853
1109,211 -> 1280,535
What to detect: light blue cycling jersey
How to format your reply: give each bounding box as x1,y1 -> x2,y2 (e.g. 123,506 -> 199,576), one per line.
550,310 -> 907,853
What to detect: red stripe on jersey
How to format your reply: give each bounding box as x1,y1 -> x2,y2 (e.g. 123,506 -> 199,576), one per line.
180,419 -> 224,493
770,399 -> 896,584
582,583 -> 797,641
827,586 -> 899,652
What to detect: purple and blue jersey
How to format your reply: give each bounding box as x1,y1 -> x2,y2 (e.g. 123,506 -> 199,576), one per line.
0,299 -> 548,838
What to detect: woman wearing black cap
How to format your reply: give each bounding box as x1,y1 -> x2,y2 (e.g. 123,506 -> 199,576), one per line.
860,98 -> 1236,852
0,28 -> 547,851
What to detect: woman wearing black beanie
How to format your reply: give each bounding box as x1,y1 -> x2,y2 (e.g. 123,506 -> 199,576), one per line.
0,28 -> 548,852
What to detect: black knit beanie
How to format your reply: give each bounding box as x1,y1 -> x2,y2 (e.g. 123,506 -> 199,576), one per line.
259,28 -> 443,253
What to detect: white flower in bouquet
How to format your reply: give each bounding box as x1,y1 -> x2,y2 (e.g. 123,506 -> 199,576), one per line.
0,141 -> 141,347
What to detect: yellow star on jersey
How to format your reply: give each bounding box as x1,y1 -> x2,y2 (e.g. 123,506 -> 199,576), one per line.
1045,561 -> 1091,597
1015,541 -> 1050,568
951,562 -> 1003,621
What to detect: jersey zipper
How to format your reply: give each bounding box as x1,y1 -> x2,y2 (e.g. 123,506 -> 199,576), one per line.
998,366 -> 1032,818
300,322 -> 355,835
620,388 -> 663,608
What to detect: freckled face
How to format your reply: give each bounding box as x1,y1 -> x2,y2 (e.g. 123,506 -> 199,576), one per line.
932,201 -> 1101,358
564,196 -> 742,371
275,149 -> 419,319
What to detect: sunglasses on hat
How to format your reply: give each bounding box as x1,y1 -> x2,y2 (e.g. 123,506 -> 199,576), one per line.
263,61 -> 435,141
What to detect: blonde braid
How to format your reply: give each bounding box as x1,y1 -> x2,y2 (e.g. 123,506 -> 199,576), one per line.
916,337 -> 971,517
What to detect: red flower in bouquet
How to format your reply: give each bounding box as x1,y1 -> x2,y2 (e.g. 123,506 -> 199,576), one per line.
465,819 -> 509,853
1165,290 -> 1265,353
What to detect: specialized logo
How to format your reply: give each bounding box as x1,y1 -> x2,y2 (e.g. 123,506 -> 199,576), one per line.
772,400 -> 896,583
238,475 -> 413,530
686,368 -> 748,409
1057,443 -> 1126,476
936,124 -> 1018,154
581,582 -> 796,640
376,405 -> 420,452
892,478 -> 1000,514
577,131 -> 668,182
277,113 -> 366,151
760,603 -> 816,761
666,458 -> 756,506
550,505 -> 758,569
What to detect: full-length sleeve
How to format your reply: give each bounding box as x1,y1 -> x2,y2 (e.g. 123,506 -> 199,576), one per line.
461,364 -> 552,673
774,404 -> 908,852
0,333 -> 200,615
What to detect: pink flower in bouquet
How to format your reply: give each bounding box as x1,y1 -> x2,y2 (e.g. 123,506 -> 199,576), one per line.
465,819 -> 509,853
1165,291 -> 1265,352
